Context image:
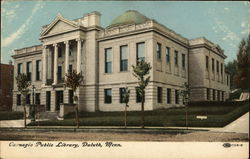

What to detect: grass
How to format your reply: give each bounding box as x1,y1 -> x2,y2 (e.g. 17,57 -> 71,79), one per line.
28,100 -> 249,127
0,111 -> 23,120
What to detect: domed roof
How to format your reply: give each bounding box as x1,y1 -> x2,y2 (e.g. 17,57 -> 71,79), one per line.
107,10 -> 150,28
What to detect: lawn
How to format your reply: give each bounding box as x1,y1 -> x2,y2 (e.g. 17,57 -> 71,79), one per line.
28,100 -> 249,127
0,111 -> 23,120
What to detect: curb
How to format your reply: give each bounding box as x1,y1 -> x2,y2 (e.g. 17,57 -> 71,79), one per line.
0,127 -> 209,134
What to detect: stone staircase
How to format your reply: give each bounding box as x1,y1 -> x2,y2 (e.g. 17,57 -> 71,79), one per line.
37,111 -> 59,120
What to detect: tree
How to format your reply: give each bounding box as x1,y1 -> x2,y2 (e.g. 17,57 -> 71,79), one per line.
64,70 -> 83,128
122,87 -> 130,128
16,73 -> 31,128
179,82 -> 190,130
132,60 -> 152,128
225,60 -> 237,89
234,35 -> 250,90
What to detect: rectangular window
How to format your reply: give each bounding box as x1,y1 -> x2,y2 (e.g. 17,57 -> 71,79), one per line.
69,64 -> 73,73
174,50 -> 178,66
58,47 -> 62,58
57,66 -> 62,81
26,62 -> 32,81
217,90 -> 220,101
136,87 -> 143,103
156,43 -> 161,60
221,63 -> 223,74
26,94 -> 30,105
157,87 -> 162,103
207,88 -> 210,100
17,94 -> 21,106
36,60 -> 41,80
119,88 -> 126,103
105,48 -> 112,73
136,42 -> 145,62
213,89 -> 215,100
212,58 -> 215,71
175,90 -> 179,104
69,90 -> 74,104
216,60 -> 219,73
167,88 -> 171,104
69,45 -> 73,56
206,56 -> 209,69
166,47 -> 170,63
182,54 -> 185,68
35,93 -> 40,105
104,89 -> 112,104
18,63 -> 22,75
120,45 -> 128,72
227,75 -> 229,86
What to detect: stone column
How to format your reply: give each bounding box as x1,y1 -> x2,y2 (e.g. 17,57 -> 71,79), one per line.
64,41 -> 69,79
53,44 -> 58,84
42,45 -> 47,85
76,38 -> 81,73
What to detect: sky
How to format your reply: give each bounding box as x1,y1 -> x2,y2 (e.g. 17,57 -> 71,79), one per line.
1,1 -> 249,64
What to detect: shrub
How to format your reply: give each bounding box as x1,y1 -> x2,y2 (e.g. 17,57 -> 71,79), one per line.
0,111 -> 23,120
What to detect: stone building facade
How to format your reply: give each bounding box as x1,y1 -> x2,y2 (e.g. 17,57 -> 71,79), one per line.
12,10 -> 230,113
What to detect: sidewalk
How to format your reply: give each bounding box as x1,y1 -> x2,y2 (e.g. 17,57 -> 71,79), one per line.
1,113 -> 248,134
0,119 -> 31,128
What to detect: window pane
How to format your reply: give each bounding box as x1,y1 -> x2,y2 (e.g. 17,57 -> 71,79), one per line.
175,90 -> 179,104
120,46 -> 127,60
120,46 -> 128,71
18,63 -> 22,74
35,93 -> 41,105
206,56 -> 209,69
157,43 -> 161,60
166,47 -> 170,63
104,89 -> 112,104
212,58 -> 214,71
27,62 -> 32,81
137,43 -> 145,61
157,87 -> 162,103
167,88 -> 171,104
121,60 -> 128,71
105,48 -> 112,73
174,51 -> 178,65
182,54 -> 185,68
120,88 -> 126,103
105,48 -> 112,62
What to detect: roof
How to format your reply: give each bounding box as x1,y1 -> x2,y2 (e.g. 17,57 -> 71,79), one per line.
107,10 -> 150,28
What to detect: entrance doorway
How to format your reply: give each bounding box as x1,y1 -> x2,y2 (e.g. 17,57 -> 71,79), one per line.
46,91 -> 51,111
56,91 -> 64,111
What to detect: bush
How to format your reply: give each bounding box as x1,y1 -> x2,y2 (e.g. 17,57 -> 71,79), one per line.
0,111 -> 23,120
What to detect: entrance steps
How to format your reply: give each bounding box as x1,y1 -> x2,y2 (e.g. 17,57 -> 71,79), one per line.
38,111 -> 59,120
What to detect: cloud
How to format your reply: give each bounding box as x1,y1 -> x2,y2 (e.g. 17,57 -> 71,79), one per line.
212,17 -> 240,48
2,2 -> 44,47
224,7 -> 229,11
241,29 -> 249,35
240,21 -> 247,27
